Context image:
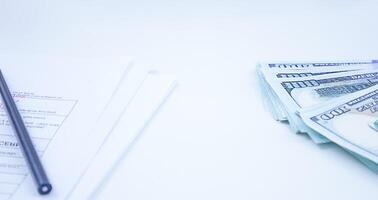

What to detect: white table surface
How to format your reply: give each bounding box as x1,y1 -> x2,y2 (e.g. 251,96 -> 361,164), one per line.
2,1 -> 378,199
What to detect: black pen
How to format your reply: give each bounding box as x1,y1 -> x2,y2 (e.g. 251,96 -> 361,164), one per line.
0,70 -> 52,195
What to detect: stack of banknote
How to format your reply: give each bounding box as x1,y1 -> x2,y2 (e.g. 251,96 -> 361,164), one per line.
257,60 -> 378,172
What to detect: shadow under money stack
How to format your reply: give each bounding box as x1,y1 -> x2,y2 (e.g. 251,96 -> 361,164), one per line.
257,60 -> 378,172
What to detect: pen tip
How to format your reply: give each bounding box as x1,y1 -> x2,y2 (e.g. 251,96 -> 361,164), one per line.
39,183 -> 52,195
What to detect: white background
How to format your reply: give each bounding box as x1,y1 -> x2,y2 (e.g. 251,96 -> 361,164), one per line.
1,0 -> 378,199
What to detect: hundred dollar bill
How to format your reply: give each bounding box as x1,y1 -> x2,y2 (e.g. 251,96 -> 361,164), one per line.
258,68 -> 354,121
300,84 -> 378,165
260,60 -> 378,71
266,69 -> 378,143
258,60 -> 378,121
260,60 -> 378,80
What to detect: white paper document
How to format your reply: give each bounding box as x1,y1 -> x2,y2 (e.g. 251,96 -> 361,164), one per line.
0,56 -> 133,200
0,56 -> 176,199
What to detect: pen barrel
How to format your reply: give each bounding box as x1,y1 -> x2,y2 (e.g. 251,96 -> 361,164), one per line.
0,71 -> 52,195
